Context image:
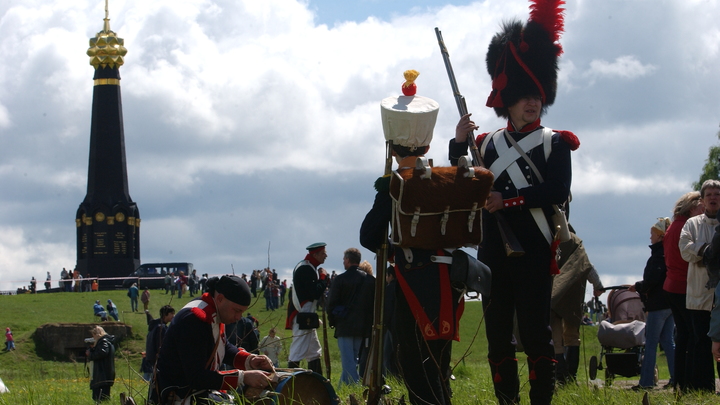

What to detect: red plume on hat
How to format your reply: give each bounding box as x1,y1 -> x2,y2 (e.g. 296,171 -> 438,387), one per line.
486,0 -> 565,118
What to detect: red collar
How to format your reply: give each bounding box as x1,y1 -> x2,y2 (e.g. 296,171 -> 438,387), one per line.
305,253 -> 321,268
189,293 -> 217,324
506,118 -> 541,133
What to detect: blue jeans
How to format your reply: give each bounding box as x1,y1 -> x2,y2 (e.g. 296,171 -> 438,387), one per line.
337,336 -> 362,385
639,308 -> 675,386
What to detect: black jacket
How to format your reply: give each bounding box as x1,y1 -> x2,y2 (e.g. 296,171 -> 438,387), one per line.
634,241 -> 670,312
88,334 -> 116,389
326,266 -> 375,338
142,318 -> 168,373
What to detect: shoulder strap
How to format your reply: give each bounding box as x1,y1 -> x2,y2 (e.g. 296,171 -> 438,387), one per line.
504,129 -> 547,183
479,129 -> 501,159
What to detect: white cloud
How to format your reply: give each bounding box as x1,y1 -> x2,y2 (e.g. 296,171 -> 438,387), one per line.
0,104 -> 10,128
587,55 -> 657,80
0,227 -> 75,287
2,0 -> 720,291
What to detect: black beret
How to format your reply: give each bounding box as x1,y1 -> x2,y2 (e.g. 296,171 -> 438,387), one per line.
213,275 -> 251,306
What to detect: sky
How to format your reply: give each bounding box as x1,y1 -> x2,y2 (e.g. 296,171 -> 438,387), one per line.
1,0 -> 719,305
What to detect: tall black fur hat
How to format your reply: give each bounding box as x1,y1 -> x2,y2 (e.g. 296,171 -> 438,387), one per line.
485,0 -> 565,118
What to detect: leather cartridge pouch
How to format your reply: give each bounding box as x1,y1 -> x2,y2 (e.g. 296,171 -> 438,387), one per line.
449,250 -> 492,296
296,312 -> 320,330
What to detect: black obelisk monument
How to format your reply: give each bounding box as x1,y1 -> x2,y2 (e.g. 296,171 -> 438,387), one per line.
76,2 -> 140,283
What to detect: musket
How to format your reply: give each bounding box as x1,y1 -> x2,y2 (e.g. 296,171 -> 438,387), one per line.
321,296 -> 332,380
435,27 -> 525,257
363,140 -> 393,405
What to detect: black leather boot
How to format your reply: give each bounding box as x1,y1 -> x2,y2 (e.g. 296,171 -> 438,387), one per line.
527,356 -> 556,405
489,357 -> 520,404
554,353 -> 569,386
565,346 -> 580,382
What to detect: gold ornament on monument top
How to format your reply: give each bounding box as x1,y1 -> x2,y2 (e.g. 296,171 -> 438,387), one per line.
87,0 -> 127,69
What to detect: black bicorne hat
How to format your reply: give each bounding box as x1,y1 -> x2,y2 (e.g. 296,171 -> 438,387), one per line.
485,0 -> 565,118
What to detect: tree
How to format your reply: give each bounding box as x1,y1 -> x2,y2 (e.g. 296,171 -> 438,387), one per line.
694,128 -> 720,190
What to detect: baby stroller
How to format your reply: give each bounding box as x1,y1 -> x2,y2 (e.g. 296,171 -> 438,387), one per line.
588,286 -> 647,385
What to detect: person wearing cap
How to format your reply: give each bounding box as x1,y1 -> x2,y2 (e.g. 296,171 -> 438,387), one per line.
106,299 -> 119,321
678,179 -> 720,392
448,2 -> 578,403
93,300 -> 108,322
628,218 -> 675,389
361,72 -> 465,405
154,275 -> 274,403
285,242 -> 328,374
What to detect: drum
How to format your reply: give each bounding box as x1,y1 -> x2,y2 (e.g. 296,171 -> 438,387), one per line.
244,369 -> 339,405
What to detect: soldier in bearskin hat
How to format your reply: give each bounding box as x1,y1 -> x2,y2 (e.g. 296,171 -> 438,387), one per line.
448,1 -> 580,403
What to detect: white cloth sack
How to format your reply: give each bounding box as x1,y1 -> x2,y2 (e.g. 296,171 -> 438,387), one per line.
597,320 -> 646,349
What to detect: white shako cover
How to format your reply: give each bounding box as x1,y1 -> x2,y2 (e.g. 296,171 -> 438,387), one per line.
380,95 -> 439,149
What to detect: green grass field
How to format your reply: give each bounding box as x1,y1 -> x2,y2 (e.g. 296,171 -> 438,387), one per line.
0,289 -> 715,404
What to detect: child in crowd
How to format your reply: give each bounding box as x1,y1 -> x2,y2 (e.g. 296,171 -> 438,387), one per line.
5,327 -> 15,351
258,327 -> 282,367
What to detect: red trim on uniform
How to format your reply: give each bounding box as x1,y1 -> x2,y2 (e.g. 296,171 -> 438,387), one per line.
549,239 -> 561,275
219,370 -> 239,390
189,294 -> 217,324
394,251 -> 461,341
233,350 -> 251,370
489,357 -> 518,383
508,42 -> 546,104
437,255 -> 454,340
474,132 -> 490,147
506,119 -> 541,133
527,355 -> 557,381
503,196 -> 525,208
556,130 -> 580,151
395,262 -> 439,339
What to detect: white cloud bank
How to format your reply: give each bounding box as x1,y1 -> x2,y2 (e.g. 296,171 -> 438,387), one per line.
1,0 -> 720,291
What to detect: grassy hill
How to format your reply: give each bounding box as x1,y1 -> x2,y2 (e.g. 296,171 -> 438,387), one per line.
0,289 -> 708,404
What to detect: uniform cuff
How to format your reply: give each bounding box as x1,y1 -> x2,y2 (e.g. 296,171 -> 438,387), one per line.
219,369 -> 243,390
233,350 -> 252,370
503,196 -> 525,209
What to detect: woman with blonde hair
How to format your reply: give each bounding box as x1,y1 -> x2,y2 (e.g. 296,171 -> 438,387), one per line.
662,191 -> 704,391
86,325 -> 116,402
358,260 -> 373,276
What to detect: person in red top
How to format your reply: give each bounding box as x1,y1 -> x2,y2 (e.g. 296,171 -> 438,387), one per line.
5,327 -> 14,351
662,191 -> 703,391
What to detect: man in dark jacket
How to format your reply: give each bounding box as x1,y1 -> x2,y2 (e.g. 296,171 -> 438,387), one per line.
326,247 -> 375,385
142,305 -> 175,381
